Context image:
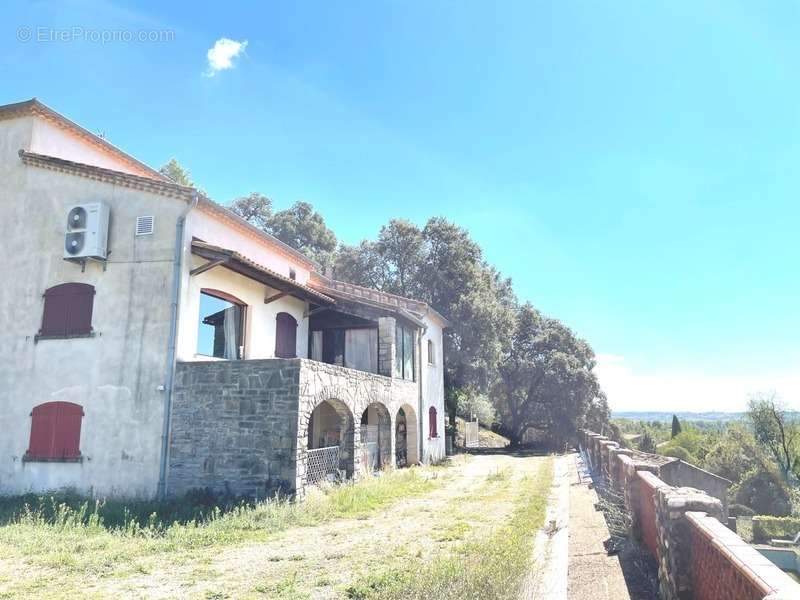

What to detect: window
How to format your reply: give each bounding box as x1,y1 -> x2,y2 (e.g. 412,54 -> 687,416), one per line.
275,312 -> 298,358
37,283 -> 95,340
429,406 -> 438,438
322,329 -> 345,366
427,339 -> 435,365
25,402 -> 83,461
395,324 -> 416,381
197,289 -> 245,359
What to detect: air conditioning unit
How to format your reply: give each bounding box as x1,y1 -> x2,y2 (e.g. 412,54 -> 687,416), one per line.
63,202 -> 110,260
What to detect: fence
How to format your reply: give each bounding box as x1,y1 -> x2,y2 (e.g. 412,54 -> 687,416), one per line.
465,420 -> 480,448
306,445 -> 340,486
580,429 -> 800,600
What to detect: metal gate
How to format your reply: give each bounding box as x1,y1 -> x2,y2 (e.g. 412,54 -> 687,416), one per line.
306,445 -> 340,486
360,424 -> 380,472
465,420 -> 480,448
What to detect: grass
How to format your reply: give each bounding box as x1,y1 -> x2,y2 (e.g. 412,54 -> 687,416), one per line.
344,457 -> 553,600
0,467 -> 441,580
0,454 -> 553,599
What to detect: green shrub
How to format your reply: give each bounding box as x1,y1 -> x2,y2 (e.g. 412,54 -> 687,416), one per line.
751,516 -> 800,543
734,468 -> 791,517
729,503 -> 755,518
454,389 -> 497,428
662,446 -> 699,464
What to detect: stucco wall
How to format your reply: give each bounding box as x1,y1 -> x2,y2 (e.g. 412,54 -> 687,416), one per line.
29,118 -> 151,176
186,209 -> 311,284
176,253 -> 309,362
0,116 -> 187,497
421,317 -> 446,463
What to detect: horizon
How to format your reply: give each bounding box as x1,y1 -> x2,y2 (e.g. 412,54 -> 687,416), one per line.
3,1 -> 799,412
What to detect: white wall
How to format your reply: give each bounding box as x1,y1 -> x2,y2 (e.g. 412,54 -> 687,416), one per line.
0,116 -> 186,497
176,255 -> 308,362
420,317 -> 446,463
188,210 -> 311,284
29,118 -> 154,177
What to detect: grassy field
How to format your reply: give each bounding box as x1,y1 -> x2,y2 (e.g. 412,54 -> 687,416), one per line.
0,453 -> 552,599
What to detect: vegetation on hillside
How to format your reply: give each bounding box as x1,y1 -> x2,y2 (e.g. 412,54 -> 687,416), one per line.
613,393 -> 800,518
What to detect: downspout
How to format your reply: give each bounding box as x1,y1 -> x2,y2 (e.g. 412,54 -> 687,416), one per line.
418,325 -> 426,464
157,191 -> 198,499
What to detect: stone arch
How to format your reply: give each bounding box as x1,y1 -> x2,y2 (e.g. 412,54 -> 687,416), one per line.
395,403 -> 419,467
303,398 -> 355,481
359,402 -> 392,473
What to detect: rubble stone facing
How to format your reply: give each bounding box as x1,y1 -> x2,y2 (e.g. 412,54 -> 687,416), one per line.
169,359 -> 301,498
580,429 -> 800,600
169,358 -> 420,498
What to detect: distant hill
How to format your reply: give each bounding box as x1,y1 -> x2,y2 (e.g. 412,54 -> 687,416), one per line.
612,411 -> 745,422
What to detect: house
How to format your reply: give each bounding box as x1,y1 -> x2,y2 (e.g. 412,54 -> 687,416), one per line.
0,98 -> 448,498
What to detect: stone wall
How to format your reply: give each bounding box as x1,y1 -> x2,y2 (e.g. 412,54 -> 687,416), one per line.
169,359 -> 301,498
580,430 -> 800,600
659,459 -> 731,518
169,358 -> 422,498
295,358 -> 419,492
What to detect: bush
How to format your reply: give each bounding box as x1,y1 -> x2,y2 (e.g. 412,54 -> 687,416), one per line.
662,446 -> 699,464
733,468 -> 792,517
751,516 -> 800,543
729,503 -> 755,518
454,389 -> 497,428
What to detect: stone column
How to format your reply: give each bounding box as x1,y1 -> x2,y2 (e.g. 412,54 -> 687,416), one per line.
655,485 -> 723,600
377,317 -> 396,378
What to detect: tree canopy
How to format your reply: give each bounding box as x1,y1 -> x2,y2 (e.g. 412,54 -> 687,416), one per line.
747,393 -> 800,482
159,158 -> 193,186
229,196 -> 338,269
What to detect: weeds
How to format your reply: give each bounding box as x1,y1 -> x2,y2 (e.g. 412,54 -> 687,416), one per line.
345,458 -> 553,600
0,467 -> 439,577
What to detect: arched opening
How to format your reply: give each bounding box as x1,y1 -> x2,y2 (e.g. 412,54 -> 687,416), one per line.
305,399 -> 354,485
396,404 -> 419,467
359,402 -> 391,474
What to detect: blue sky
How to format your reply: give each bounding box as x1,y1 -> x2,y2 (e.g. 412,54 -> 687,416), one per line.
3,0 -> 799,411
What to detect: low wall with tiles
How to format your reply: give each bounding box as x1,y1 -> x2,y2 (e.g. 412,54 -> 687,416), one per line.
580,430 -> 800,600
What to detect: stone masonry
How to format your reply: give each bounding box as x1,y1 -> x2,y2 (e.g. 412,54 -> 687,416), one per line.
168,357 -> 420,498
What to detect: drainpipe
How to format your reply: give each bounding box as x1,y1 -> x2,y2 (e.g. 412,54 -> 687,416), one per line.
417,325 -> 426,464
157,191 -> 198,500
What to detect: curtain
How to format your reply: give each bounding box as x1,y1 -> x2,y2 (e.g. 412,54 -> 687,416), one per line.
311,331 -> 323,361
345,329 -> 378,373
223,306 -> 238,359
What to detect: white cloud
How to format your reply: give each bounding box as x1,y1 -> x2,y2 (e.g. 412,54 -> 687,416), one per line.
594,353 -> 800,413
204,38 -> 248,77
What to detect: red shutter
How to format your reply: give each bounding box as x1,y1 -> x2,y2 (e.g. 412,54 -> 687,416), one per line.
66,285 -> 94,335
429,407 -> 438,438
27,402 -> 83,459
40,287 -> 70,337
54,402 -> 83,458
275,312 -> 298,358
40,283 -> 94,337
27,403 -> 57,458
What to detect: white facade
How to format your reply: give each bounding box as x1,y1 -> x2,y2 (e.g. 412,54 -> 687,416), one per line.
0,99 -> 448,498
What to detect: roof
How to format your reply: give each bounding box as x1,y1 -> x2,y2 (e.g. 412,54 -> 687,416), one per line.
191,240 -> 335,305
1,98 -> 168,181
309,274 -> 451,328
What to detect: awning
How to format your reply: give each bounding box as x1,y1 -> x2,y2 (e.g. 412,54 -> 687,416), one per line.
190,239 -> 335,305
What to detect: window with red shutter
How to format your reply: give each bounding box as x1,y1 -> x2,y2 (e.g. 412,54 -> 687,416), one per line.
37,283 -> 95,340
429,406 -> 438,438
275,312 -> 298,358
25,402 -> 84,461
